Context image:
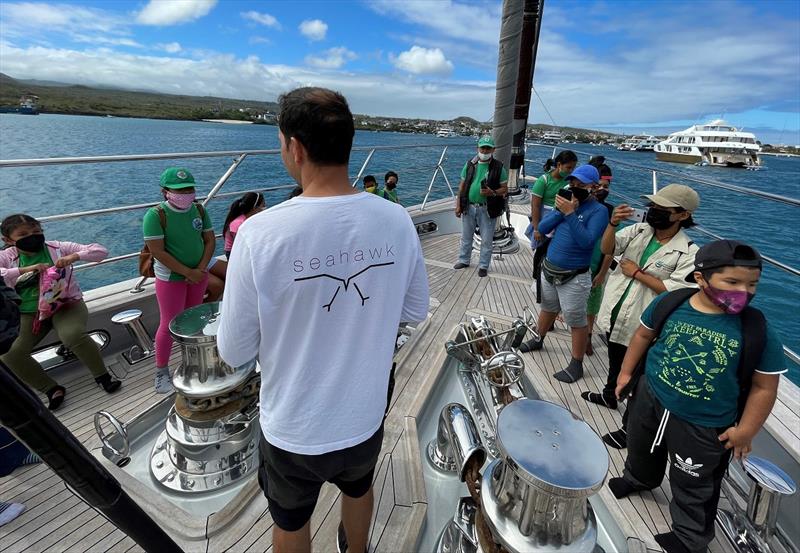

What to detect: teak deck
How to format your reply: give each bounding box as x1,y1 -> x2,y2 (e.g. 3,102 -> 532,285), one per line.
2,222 -> 797,552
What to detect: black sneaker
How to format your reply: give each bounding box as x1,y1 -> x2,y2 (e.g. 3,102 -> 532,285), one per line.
602,428 -> 627,449
453,262 -> 470,270
478,268 -> 488,277
581,391 -> 618,410
95,374 -> 122,394
518,336 -> 543,352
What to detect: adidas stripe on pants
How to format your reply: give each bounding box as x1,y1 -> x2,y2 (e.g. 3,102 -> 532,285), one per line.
621,377 -> 732,553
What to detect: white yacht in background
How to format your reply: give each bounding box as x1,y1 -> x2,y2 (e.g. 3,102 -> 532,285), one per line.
617,134 -> 659,151
654,119 -> 762,167
540,129 -> 562,144
436,127 -> 457,137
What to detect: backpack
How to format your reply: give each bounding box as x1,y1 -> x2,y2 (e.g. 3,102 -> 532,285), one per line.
620,287 -> 766,422
138,202 -> 206,278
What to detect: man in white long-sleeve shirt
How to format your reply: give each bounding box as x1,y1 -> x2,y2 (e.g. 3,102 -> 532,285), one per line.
217,87 -> 429,553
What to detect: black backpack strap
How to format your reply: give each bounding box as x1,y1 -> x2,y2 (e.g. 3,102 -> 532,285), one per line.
193,201 -> 206,221
735,307 -> 767,422
155,204 -> 167,230
619,288 -> 696,398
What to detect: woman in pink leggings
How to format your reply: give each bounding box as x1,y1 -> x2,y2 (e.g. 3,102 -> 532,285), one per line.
143,167 -> 216,393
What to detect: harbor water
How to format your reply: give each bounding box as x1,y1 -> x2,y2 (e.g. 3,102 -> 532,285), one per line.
1,114 -> 798,382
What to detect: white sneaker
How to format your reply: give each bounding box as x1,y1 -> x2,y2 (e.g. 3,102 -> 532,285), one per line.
154,367 -> 175,394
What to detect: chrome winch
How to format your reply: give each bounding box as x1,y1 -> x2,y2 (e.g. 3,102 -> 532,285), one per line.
149,302 -> 260,493
434,313 -> 609,553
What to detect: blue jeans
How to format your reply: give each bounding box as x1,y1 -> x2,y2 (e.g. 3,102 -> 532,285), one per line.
458,204 -> 497,270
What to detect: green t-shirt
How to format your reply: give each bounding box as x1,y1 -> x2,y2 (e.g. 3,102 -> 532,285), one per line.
142,202 -> 213,281
16,248 -> 53,313
379,188 -> 399,204
461,161 -> 509,205
610,236 -> 662,324
642,292 -> 786,427
531,172 -> 567,207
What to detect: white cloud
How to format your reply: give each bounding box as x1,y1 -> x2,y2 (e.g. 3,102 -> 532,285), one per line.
370,0 -> 501,47
0,2 -> 129,36
136,0 -> 217,26
305,47 -> 357,69
249,36 -> 272,46
241,10 -> 280,29
156,42 -> 182,53
73,35 -> 143,48
391,46 -> 454,76
299,19 -> 328,41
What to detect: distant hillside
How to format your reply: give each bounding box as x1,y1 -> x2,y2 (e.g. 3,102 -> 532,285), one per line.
0,73 -> 278,121
0,74 -> 620,139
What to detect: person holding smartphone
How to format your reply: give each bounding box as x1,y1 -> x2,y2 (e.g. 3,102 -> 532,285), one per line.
582,184 -> 700,449
454,136 -> 509,277
517,165 -> 609,384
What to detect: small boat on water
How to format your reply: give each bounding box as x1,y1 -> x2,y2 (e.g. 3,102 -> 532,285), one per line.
654,120 -> 762,167
539,129 -> 562,145
436,127 -> 457,138
0,93 -> 39,115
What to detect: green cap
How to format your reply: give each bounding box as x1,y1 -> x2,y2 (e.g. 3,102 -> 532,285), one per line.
160,167 -> 196,189
478,135 -> 495,148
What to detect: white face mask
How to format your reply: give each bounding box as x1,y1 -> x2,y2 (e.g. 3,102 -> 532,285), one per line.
478,152 -> 492,162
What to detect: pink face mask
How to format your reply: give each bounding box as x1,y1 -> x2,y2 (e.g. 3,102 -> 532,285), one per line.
166,190 -> 196,210
704,284 -> 754,314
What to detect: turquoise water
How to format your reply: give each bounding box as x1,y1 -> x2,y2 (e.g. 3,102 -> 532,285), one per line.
1,114 -> 798,382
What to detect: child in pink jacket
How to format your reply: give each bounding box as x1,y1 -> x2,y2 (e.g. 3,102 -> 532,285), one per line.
0,214 -> 121,410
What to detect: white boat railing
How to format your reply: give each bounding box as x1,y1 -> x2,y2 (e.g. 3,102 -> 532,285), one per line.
2,144 -> 798,364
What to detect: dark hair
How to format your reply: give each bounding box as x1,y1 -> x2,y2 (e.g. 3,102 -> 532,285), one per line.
223,192 -> 264,236
385,171 -> 398,182
277,87 -> 354,166
1,214 -> 40,238
543,150 -> 578,172
287,186 -> 303,199
680,214 -> 696,228
598,164 -> 612,178
588,155 -> 606,169
363,175 -> 377,185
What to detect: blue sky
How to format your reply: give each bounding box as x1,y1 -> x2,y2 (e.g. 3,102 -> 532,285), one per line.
1,0 -> 798,143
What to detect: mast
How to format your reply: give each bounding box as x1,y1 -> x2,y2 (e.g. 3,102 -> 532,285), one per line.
491,0 -> 525,169
507,0 -> 545,196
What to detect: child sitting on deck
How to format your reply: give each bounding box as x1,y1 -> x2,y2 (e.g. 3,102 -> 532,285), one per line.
222,192 -> 266,259
608,240 -> 785,553
0,214 -> 121,410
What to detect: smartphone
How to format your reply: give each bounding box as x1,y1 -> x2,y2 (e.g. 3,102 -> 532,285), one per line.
557,188 -> 573,200
480,177 -> 488,190
628,207 -> 648,224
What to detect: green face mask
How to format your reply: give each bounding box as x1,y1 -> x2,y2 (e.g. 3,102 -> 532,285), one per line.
559,170 -> 570,178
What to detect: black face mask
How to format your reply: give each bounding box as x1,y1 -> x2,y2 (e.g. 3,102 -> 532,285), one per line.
570,186 -> 591,202
15,233 -> 45,252
594,189 -> 609,202
386,182 -> 397,190
646,207 -> 675,230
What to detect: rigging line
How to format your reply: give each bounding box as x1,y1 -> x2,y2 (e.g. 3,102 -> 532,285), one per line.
532,86 -> 558,128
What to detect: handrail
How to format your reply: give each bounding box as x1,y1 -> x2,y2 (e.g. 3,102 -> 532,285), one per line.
35,186 -> 294,223
0,143 -> 453,168
524,145 -> 800,207
608,189 -> 800,278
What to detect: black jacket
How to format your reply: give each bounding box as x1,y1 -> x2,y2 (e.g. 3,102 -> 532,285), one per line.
459,156 -> 506,218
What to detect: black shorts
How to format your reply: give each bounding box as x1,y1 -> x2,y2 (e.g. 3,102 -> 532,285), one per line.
257,424 -> 384,531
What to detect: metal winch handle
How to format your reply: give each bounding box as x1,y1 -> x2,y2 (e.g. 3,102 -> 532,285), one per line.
94,410 -> 130,458
483,351 -> 524,388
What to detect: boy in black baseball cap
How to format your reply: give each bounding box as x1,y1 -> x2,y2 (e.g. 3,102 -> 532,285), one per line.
607,240 -> 786,553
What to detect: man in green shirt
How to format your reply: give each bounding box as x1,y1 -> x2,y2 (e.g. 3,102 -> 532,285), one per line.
377,171 -> 400,204
453,136 -> 509,277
